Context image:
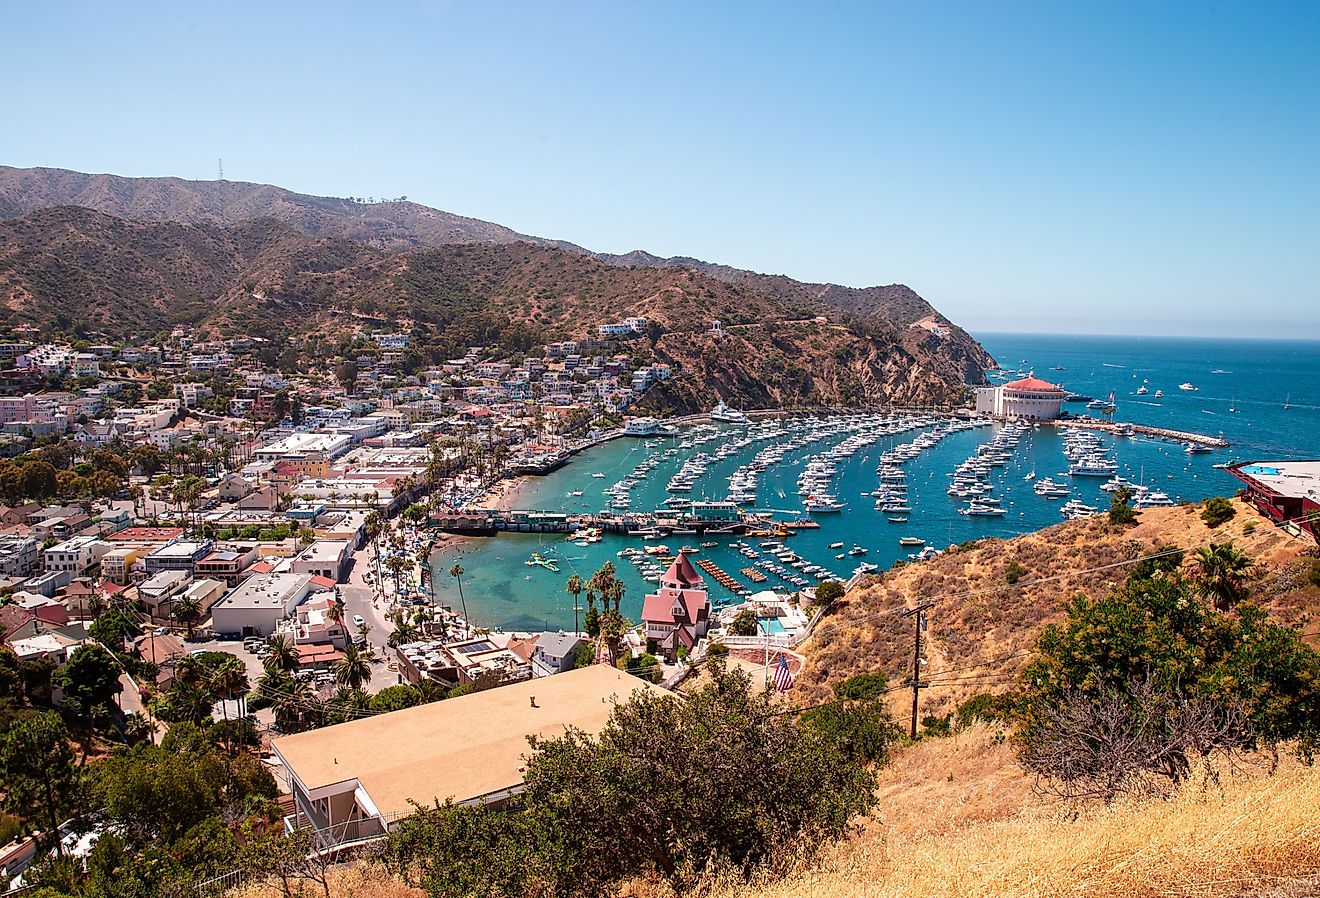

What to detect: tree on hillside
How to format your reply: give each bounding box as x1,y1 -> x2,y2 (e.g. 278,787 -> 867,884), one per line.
0,712 -> 79,854
53,643 -> 123,756
1108,485 -> 1138,525
335,360 -> 359,391
1201,496 -> 1237,528
1017,560 -> 1320,798
1193,541 -> 1254,611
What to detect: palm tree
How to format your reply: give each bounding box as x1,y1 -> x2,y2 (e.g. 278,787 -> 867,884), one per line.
209,656 -> 250,753
385,555 -> 408,595
566,574 -> 584,635
272,677 -> 316,732
332,645 -> 373,690
171,593 -> 201,638
450,563 -> 470,625
1194,541 -> 1255,611
263,633 -> 299,672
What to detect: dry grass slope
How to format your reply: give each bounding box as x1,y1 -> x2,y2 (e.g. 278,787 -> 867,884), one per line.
798,499 -> 1319,715
711,727 -> 1320,898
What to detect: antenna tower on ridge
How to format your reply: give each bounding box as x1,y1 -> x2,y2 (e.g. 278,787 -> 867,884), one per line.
218,158 -> 224,181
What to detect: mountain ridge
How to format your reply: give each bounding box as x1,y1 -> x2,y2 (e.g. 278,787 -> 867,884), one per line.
0,206 -> 987,412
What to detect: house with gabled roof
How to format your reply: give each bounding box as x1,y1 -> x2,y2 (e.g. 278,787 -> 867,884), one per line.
640,553 -> 711,662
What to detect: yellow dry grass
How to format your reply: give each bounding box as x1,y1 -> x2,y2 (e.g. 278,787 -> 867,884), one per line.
713,732 -> 1320,898
797,499 -> 1319,716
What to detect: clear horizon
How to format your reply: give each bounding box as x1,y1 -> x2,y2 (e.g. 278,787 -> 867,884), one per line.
4,1 -> 1318,339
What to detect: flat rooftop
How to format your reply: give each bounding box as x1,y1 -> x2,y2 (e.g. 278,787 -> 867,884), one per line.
272,665 -> 669,816
1232,460 -> 1320,500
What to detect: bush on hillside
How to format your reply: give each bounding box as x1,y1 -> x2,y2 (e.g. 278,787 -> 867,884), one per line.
1016,561 -> 1320,800
1201,496 -> 1237,527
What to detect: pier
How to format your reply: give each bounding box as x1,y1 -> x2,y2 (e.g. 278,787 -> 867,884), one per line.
1055,419 -> 1230,448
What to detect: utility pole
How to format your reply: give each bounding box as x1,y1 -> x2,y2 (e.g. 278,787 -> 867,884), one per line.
905,601 -> 934,739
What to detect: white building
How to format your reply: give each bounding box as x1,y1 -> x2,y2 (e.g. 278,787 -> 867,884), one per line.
975,375 -> 1067,421
210,572 -> 315,638
42,536 -> 111,574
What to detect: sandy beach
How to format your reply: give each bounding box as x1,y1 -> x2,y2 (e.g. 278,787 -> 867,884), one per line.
483,475 -> 532,511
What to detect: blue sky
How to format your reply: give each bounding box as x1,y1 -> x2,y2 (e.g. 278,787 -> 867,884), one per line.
4,1 -> 1318,338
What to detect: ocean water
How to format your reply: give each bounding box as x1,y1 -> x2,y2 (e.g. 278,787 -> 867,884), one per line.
433,334 -> 1320,632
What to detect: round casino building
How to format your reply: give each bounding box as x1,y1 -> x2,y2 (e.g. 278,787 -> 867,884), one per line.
974,375 -> 1067,421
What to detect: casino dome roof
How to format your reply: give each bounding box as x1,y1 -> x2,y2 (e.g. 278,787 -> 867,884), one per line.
1003,376 -> 1065,392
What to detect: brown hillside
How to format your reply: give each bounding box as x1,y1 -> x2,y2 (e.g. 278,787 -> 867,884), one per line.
0,165 -> 995,379
0,208 -> 985,411
798,499 -> 1319,715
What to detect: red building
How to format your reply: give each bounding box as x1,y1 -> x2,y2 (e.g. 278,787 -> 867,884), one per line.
640,553 -> 711,662
1228,461 -> 1320,544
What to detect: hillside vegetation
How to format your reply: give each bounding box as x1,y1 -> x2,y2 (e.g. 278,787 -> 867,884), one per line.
0,207 -> 988,411
0,164 -> 995,391
798,498 -> 1319,715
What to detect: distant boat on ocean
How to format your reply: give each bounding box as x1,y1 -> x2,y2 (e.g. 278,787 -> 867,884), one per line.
1179,382 -> 1198,392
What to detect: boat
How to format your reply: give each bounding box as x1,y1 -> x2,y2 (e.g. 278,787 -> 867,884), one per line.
1284,393 -> 1291,410
1136,385 -> 1148,395
959,501 -> 1007,516
887,516 -> 908,523
1179,383 -> 1198,392
1023,470 -> 1036,481
1069,457 -> 1119,476
899,536 -> 925,546
1185,443 -> 1213,454
700,541 -> 717,548
709,400 -> 750,424
804,496 -> 845,513
679,545 -> 699,554
591,472 -> 606,478
1051,365 -> 1066,371
1154,389 -> 1164,398
848,545 -> 868,556
1134,491 -> 1176,508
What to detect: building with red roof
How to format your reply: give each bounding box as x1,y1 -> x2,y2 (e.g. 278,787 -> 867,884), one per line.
975,373 -> 1067,420
640,553 -> 711,662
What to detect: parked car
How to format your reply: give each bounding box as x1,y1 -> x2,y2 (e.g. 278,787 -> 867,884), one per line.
352,614 -> 365,629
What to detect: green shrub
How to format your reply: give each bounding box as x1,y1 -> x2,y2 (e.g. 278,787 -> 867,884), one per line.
1004,561 -> 1027,585
1201,496 -> 1237,527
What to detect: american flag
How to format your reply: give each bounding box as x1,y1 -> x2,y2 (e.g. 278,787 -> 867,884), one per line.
773,653 -> 794,692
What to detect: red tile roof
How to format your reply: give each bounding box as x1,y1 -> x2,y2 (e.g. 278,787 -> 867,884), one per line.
664,553 -> 703,588
1003,376 -> 1064,392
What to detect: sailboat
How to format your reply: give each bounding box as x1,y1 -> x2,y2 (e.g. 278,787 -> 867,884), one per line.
1228,394 -> 1237,413
1284,393 -> 1291,410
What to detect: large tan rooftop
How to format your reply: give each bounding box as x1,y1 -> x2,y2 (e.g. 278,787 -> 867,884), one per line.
272,664 -> 669,817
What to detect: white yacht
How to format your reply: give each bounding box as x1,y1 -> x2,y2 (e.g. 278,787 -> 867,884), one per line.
1179,383 -> 1198,392
1069,457 -> 1119,477
710,400 -> 750,424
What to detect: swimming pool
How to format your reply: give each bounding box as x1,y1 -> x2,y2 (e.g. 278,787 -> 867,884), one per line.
1240,464 -> 1281,477
757,616 -> 786,635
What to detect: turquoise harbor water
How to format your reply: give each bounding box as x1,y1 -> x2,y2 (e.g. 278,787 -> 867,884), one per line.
434,334 -> 1320,632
